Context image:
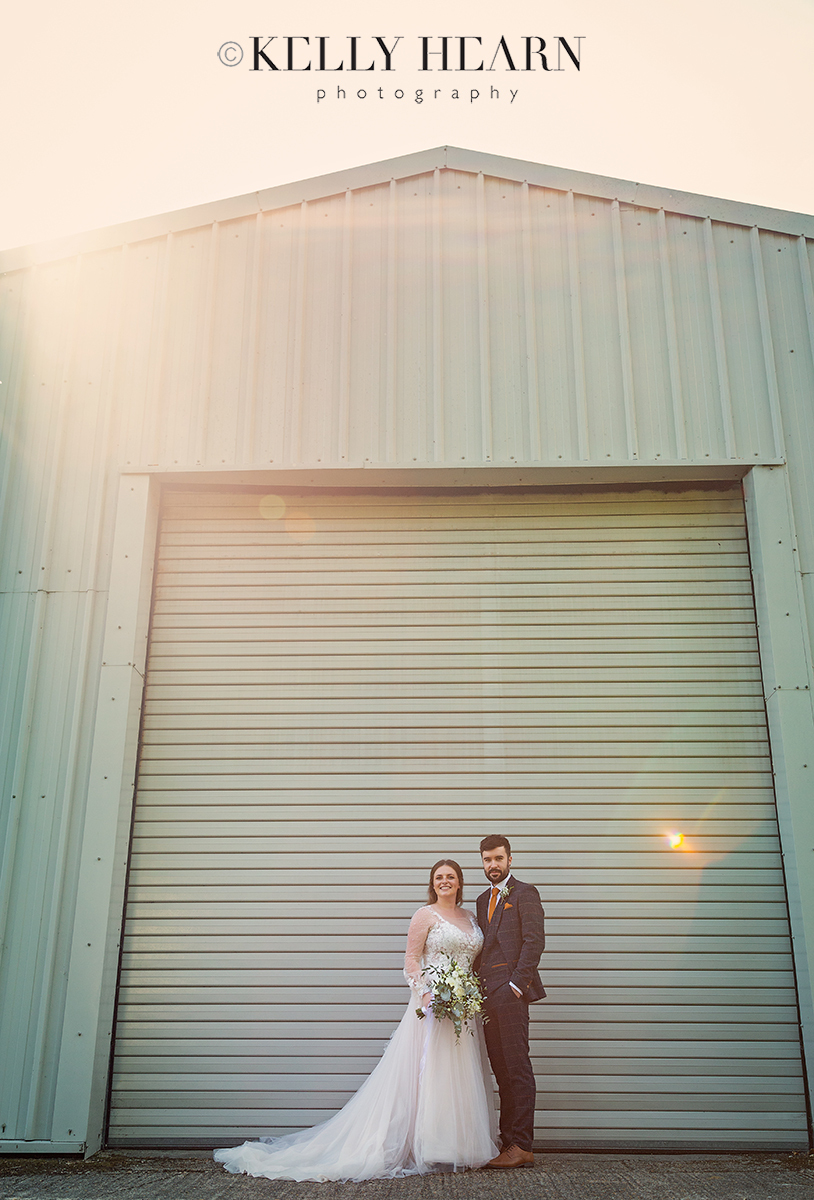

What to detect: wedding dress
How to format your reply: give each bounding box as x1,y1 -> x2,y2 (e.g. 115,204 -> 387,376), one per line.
214,907 -> 498,1181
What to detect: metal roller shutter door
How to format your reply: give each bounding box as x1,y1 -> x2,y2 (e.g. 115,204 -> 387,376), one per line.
109,484 -> 808,1149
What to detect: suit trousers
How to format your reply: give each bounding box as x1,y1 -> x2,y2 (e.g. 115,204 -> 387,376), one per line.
483,982 -> 535,1152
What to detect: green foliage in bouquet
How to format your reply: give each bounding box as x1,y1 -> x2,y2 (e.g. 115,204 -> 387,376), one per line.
415,954 -> 487,1041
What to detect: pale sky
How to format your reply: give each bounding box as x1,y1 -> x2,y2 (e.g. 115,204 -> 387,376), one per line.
2,0 -> 813,251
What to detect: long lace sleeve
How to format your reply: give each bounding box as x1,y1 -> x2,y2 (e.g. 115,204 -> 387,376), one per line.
403,908 -> 434,998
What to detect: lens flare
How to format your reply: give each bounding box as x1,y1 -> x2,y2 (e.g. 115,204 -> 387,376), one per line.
667,831 -> 684,849
259,494 -> 286,520
285,508 -> 317,542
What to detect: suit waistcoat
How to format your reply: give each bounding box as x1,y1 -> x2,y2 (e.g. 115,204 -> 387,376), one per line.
480,899 -> 507,965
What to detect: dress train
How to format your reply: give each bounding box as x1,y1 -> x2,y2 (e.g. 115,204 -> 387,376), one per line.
214,908 -> 497,1181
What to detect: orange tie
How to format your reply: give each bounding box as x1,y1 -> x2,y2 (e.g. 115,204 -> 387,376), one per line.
488,886 -> 499,922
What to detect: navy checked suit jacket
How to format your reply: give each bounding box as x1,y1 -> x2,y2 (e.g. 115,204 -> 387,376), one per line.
475,877 -> 546,1002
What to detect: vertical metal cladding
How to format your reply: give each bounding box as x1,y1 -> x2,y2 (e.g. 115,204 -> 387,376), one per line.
8,171 -> 805,479
2,153 -> 814,1146
763,233 -> 814,575
0,245 -> 118,1142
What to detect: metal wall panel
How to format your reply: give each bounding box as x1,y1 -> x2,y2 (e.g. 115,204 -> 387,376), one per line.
2,148 -> 814,1148
0,246 -> 120,1142
4,167 -> 812,482
761,233 -> 814,573
3,170 -> 801,478
108,485 -> 807,1149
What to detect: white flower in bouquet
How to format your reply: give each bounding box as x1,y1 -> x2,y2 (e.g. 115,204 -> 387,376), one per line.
416,954 -> 486,1041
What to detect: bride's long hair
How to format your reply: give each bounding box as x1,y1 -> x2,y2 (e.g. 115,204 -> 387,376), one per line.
427,859 -> 464,906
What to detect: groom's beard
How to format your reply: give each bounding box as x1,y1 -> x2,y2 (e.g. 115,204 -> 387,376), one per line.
485,867 -> 509,883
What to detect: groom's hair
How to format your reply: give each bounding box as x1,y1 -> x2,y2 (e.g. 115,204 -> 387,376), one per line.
479,834 -> 511,856
427,859 -> 464,906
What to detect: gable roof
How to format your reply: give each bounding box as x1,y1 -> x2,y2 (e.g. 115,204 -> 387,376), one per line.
2,144 -> 813,272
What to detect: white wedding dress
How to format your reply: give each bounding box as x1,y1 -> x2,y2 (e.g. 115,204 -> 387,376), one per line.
214,907 -> 498,1181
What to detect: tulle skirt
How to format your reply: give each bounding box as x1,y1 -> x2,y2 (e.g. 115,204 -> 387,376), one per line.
214,1001 -> 498,1181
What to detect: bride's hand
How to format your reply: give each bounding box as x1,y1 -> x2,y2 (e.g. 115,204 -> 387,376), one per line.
422,992 -> 432,1010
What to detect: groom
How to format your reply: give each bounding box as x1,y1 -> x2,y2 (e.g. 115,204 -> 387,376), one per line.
475,834 -> 545,1169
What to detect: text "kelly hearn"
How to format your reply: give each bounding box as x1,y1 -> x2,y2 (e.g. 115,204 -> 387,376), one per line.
249,36 -> 584,72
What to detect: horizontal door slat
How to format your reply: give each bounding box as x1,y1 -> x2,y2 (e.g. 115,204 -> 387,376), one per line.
112,486 -> 803,1148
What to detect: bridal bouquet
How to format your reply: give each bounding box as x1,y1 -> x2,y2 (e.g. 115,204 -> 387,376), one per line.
416,955 -> 486,1041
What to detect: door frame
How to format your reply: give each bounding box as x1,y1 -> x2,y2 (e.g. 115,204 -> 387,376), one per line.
45,464 -> 814,1155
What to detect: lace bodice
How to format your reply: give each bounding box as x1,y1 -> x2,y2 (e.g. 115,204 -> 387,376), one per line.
403,907 -> 484,998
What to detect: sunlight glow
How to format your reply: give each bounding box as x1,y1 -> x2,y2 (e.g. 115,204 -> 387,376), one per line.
259,494 -> 286,521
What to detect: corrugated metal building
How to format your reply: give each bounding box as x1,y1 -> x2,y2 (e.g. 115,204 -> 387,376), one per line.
1,146 -> 813,1154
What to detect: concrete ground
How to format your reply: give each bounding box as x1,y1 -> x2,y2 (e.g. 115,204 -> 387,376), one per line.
1,1151 -> 814,1200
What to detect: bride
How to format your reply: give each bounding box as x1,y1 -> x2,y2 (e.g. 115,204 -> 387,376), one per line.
214,859 -> 498,1181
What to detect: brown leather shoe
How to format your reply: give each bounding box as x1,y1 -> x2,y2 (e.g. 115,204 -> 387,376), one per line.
485,1144 -> 534,1168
